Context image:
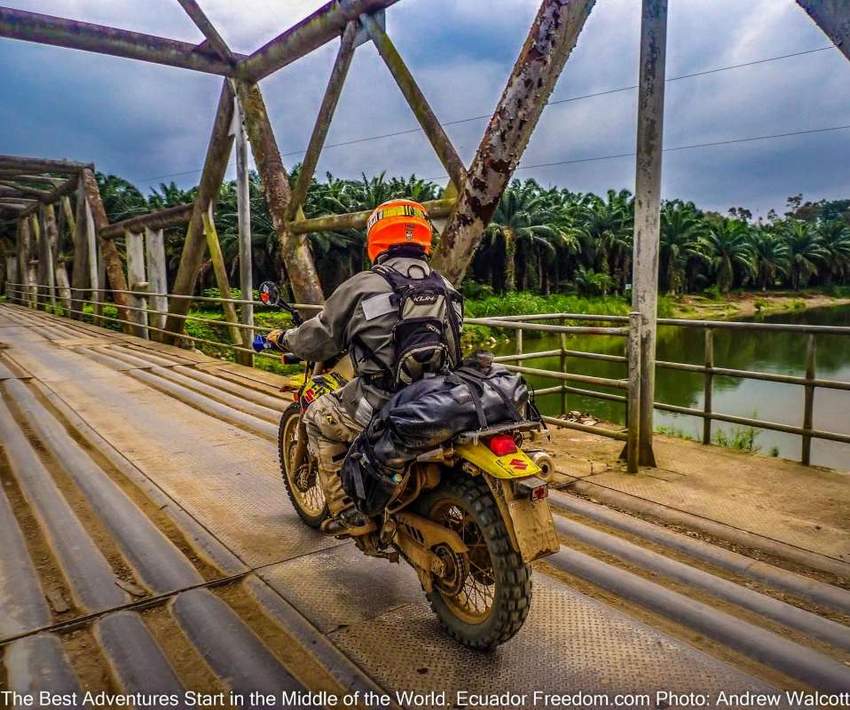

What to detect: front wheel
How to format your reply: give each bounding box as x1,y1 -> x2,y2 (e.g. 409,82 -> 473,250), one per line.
416,476 -> 532,650
278,403 -> 328,528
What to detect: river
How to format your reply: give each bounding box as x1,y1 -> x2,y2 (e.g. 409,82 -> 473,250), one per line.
493,304 -> 850,470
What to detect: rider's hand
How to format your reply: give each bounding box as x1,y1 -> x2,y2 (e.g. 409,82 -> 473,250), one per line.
266,328 -> 287,350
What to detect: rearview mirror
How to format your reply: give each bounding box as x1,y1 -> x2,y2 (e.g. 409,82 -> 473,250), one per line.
258,281 -> 280,306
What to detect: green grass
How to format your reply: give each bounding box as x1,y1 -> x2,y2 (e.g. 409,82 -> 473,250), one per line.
655,425 -> 697,442
656,422 -> 766,455
713,426 -> 761,453
464,292 -> 675,319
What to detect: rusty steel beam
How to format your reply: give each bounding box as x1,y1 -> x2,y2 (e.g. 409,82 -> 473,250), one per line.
291,197 -> 456,235
175,0 -> 232,62
101,203 -> 193,239
0,6 -> 239,75
288,21 -> 358,221
236,80 -> 324,305
81,168 -> 132,330
0,154 -> 90,174
433,0 -> 595,284
237,0 -> 401,81
797,1 -> 850,63
361,14 -> 467,189
166,80 -> 236,336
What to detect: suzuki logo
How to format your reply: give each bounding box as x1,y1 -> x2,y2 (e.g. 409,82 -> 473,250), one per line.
509,459 -> 528,470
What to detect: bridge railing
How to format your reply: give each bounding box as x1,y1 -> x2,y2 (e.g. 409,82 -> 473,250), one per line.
7,281 -> 850,468
467,312 -> 850,467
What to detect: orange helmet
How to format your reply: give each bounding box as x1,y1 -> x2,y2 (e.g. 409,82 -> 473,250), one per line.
366,198 -> 432,263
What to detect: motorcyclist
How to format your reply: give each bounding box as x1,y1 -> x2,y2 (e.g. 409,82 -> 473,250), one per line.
266,199 -> 463,534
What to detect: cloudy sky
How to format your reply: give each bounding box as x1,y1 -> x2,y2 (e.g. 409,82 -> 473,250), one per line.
1,0 -> 848,217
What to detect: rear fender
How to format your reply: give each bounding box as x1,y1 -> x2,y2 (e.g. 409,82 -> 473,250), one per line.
455,441 -> 541,478
455,441 -> 558,563
482,476 -> 560,563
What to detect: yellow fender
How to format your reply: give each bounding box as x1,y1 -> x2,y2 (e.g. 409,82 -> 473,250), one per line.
455,441 -> 542,479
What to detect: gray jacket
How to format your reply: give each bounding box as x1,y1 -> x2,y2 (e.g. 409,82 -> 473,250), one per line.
283,256 -> 463,424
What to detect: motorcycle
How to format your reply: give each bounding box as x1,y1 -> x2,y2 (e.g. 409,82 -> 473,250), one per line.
254,282 -> 560,649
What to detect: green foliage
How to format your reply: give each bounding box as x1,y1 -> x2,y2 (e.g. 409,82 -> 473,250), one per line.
713,426 -> 760,453
464,291 -> 674,319
658,423 -> 765,455
655,425 -> 697,442
91,168 -> 850,299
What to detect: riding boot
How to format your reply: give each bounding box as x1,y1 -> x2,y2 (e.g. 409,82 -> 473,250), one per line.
317,464 -> 374,536
318,463 -> 353,518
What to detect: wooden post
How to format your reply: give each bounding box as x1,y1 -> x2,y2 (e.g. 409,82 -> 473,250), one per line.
234,93 -> 254,366
81,168 -> 131,330
42,204 -> 58,312
61,194 -> 76,235
97,235 -> 106,324
125,230 -> 149,338
56,261 -> 72,314
201,207 -> 245,348
84,197 -> 102,325
627,312 -> 642,474
702,329 -> 714,445
802,334 -> 816,465
70,182 -> 89,319
16,218 -> 31,306
29,214 -> 40,308
5,256 -> 17,302
145,227 -> 168,336
630,0 -> 668,467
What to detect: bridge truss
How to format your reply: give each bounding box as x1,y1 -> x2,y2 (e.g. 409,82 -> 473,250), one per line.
0,0 -> 847,465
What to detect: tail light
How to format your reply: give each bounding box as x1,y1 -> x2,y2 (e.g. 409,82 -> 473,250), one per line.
515,476 -> 549,502
487,434 -> 517,456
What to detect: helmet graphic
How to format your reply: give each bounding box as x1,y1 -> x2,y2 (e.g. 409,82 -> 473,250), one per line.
366,198 -> 432,263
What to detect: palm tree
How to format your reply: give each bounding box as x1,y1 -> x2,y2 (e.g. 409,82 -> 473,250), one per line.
660,200 -> 707,294
97,173 -> 148,223
816,219 -> 850,285
784,220 -> 827,290
748,229 -> 789,291
485,180 -> 577,292
569,189 -> 633,291
700,219 -> 754,293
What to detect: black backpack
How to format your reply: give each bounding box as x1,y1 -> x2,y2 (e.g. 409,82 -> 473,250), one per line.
373,263 -> 463,390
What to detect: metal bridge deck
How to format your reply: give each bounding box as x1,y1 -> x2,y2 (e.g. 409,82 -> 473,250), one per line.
1,303 -> 849,708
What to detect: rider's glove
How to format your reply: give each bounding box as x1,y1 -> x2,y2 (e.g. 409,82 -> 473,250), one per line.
266,328 -> 286,349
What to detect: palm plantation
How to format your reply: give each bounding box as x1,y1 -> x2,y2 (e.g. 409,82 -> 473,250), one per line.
6,171 -> 847,302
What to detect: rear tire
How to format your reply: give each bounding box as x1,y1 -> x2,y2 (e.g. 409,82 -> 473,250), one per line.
278,403 -> 328,528
416,475 -> 532,650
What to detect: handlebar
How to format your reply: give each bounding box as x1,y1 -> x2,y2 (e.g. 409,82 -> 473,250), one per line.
250,334 -> 303,364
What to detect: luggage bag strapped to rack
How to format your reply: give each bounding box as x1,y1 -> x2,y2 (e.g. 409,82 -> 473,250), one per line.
341,357 -> 539,516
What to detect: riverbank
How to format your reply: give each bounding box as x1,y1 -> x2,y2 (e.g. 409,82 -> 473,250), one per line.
669,290 -> 850,320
